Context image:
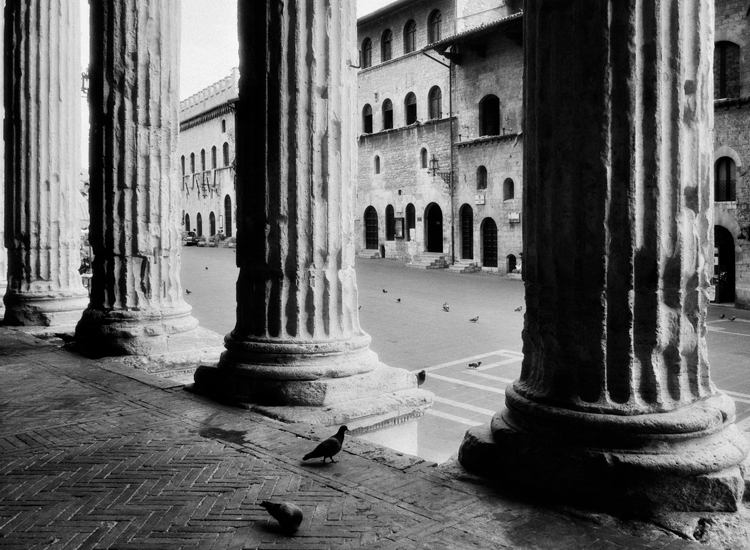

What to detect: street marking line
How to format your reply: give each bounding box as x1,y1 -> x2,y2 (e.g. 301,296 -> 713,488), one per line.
723,389 -> 750,400
412,350 -> 522,373
475,357 -> 522,371
467,371 -> 515,384
428,373 -> 506,394
735,416 -> 750,432
425,409 -> 484,427
707,326 -> 750,337
433,396 -> 496,416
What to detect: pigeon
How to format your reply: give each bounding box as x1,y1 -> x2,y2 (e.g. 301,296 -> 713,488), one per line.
260,501 -> 303,533
720,313 -> 726,319
303,426 -> 348,463
382,289 -> 388,293
468,361 -> 482,369
358,306 -> 362,310
396,298 -> 401,303
443,304 -> 450,312
731,316 -> 737,321
469,316 -> 479,323
514,306 -> 523,312
416,370 -> 426,386
185,289 -> 192,295
205,266 -> 208,270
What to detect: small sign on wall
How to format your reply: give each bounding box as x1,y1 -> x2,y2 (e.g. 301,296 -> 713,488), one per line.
508,212 -> 521,223
475,194 -> 485,205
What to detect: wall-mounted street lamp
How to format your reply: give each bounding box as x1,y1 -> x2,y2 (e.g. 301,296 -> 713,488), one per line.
429,155 -> 453,186
81,70 -> 90,97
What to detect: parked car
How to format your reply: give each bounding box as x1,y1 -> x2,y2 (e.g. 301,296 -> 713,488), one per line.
181,231 -> 198,246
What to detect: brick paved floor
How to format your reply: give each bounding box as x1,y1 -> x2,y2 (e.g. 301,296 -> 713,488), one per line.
0,328 -> 737,549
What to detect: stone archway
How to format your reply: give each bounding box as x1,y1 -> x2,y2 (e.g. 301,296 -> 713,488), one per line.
460,204 -> 473,259
481,218 -> 498,267
425,203 -> 443,253
714,225 -> 736,303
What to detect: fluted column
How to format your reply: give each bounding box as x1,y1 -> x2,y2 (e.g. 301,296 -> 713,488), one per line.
194,0 -> 432,419
0,11 -> 5,322
75,0 -> 203,356
459,0 -> 749,513
3,0 -> 88,326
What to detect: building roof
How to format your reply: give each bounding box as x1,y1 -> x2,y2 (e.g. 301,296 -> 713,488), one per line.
425,11 -> 523,51
358,0 -> 425,25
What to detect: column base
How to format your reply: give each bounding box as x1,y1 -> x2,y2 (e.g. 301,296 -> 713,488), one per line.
74,306 -> 221,357
458,391 -> 750,513
3,289 -> 88,327
188,363 -> 434,427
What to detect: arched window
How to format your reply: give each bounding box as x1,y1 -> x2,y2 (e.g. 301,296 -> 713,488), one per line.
476,166 -> 488,190
507,254 -> 517,273
184,213 -> 191,232
386,205 -> 395,241
374,155 -> 381,174
503,178 -> 515,200
181,155 -> 185,176
479,95 -> 500,136
223,142 -> 230,166
428,86 -> 442,120
362,37 -> 372,69
428,10 -> 442,43
715,157 -> 737,201
190,152 -> 195,173
420,148 -> 428,169
209,212 -> 216,236
381,29 -> 393,62
382,99 -> 393,130
225,195 -> 233,237
404,20 -> 416,54
200,149 -> 206,172
363,104 -> 373,133
221,119 -> 227,133
715,41 -> 740,100
405,92 -> 417,125
406,203 -> 415,241
196,213 -> 203,237
211,146 -> 217,169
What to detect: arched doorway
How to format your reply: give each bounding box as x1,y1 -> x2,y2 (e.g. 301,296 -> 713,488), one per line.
460,204 -> 473,259
196,213 -> 203,237
425,203 -> 443,253
364,206 -> 379,250
184,213 -> 191,232
225,195 -> 233,237
714,226 -> 735,303
481,218 -> 498,267
209,212 -> 216,236
507,254 -> 517,273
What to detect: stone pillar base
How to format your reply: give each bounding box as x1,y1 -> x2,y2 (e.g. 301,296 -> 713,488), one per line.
3,291 -> 89,327
459,391 -> 749,513
189,363 -> 434,428
74,307 -> 222,357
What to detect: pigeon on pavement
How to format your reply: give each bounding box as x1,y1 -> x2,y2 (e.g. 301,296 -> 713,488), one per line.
185,289 -> 192,294
382,289 -> 388,293
443,302 -> 450,312
731,316 -> 737,321
396,298 -> 401,303
260,501 -> 303,533
720,313 -> 726,319
514,306 -> 523,312
468,361 -> 482,369
303,426 -> 348,463
416,370 -> 426,386
469,316 -> 479,323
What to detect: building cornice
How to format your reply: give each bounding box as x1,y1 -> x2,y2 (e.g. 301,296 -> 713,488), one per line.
358,116 -> 454,140
180,100 -> 237,132
714,97 -> 750,110
456,132 -> 522,148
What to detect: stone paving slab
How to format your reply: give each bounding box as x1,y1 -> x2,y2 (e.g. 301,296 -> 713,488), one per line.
0,328 -> 733,549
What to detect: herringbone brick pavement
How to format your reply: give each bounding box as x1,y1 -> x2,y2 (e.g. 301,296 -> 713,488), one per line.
0,329 -> 727,549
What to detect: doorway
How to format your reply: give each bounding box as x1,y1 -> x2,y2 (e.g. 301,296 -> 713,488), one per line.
365,206 -> 379,250
425,203 -> 443,253
482,218 -> 498,267
460,204 -> 473,259
714,225 -> 735,303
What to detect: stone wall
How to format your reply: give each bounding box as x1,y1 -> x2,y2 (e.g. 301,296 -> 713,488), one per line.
715,0 -> 749,96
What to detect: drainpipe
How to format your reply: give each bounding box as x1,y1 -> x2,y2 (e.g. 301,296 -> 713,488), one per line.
448,56 -> 456,265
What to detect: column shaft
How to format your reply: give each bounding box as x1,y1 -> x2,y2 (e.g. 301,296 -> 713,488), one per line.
76,0 -> 200,356
225,0 -> 377,382
459,0 -> 749,513
3,0 -> 88,326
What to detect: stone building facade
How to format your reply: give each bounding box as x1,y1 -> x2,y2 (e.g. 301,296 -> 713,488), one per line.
177,69 -> 239,240
714,0 -> 750,307
355,0 -> 524,273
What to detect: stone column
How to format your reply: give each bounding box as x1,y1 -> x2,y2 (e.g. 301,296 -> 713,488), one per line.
75,0 -> 220,357
459,1 -> 749,512
194,0 -> 432,425
3,0 -> 88,326
0,9 -> 5,322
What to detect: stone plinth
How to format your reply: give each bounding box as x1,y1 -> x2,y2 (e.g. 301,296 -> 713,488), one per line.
458,0 -> 749,513
3,0 -> 88,326
191,0 -> 433,427
75,0 -> 222,357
